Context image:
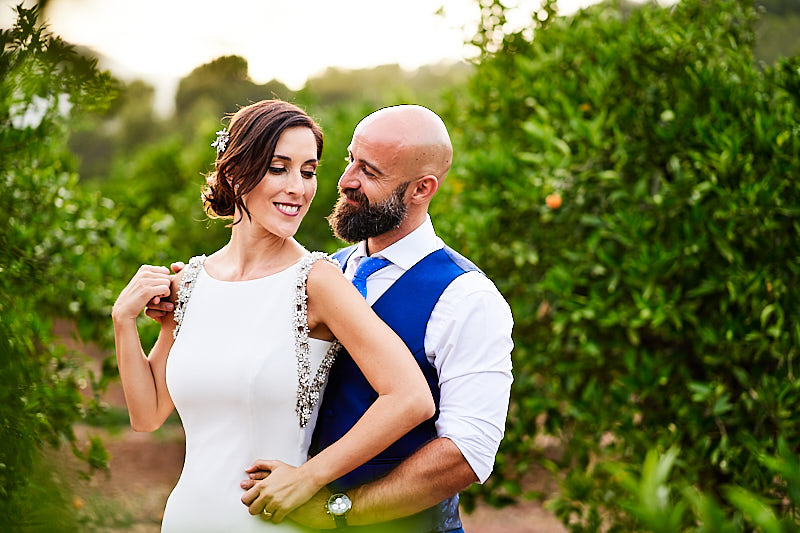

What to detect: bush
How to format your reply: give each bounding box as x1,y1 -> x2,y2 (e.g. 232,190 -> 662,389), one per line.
436,0 -> 800,529
0,6 -> 121,527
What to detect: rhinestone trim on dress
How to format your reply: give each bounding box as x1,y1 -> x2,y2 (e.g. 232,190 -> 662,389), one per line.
294,252 -> 341,427
172,255 -> 207,339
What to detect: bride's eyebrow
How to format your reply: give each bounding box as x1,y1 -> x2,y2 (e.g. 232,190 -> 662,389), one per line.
272,155 -> 318,164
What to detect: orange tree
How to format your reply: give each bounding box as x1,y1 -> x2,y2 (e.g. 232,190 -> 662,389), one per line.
435,0 -> 800,529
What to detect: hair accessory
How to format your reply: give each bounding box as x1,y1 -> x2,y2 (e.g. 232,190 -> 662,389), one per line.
211,128 -> 229,154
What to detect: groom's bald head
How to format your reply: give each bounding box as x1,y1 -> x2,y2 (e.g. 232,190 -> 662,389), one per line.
353,105 -> 453,186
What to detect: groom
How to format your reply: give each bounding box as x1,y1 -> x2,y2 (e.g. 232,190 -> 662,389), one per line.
286,105 -> 512,532
151,105 -> 513,532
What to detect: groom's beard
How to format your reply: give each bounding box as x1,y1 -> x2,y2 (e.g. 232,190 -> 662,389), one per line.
327,182 -> 410,243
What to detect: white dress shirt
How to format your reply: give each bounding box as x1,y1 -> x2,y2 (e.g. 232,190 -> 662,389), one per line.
342,216 -> 514,483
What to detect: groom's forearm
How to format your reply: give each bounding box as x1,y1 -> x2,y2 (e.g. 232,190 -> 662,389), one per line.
347,437 -> 478,525
286,437 -> 477,528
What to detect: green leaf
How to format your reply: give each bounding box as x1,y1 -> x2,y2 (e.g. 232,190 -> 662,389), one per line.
725,486 -> 782,533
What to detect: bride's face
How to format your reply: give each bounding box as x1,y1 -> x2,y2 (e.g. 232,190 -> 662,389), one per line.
241,126 -> 319,239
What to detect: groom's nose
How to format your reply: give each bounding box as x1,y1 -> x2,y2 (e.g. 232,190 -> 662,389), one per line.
338,165 -> 360,191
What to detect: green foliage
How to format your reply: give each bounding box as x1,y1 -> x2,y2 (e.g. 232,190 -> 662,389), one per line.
605,445 -> 800,532
303,62 -> 471,107
5,453 -> 84,532
605,447 -> 688,532
0,4 -> 123,527
437,0 -> 800,528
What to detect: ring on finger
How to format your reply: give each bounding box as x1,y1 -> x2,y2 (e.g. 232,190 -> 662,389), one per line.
262,509 -> 273,519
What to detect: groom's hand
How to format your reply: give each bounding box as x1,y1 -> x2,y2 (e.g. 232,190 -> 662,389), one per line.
288,487 -> 336,529
144,262 -> 185,321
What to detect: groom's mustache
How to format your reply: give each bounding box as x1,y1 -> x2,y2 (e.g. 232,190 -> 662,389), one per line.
341,188 -> 369,207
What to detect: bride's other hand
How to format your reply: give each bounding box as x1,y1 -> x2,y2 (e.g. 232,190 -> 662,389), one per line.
240,459 -> 322,523
239,466 -> 268,490
112,265 -> 172,323
240,472 -> 335,528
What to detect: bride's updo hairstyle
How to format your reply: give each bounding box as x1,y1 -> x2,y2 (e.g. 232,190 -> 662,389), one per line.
203,100 -> 323,224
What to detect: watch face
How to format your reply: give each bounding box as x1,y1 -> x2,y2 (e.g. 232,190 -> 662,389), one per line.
327,493 -> 352,516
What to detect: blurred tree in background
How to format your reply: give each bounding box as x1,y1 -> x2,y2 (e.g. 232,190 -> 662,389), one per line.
757,0 -> 800,15
174,55 -> 292,132
303,62 -> 471,106
437,0 -> 799,530
69,78 -> 162,179
755,0 -> 800,64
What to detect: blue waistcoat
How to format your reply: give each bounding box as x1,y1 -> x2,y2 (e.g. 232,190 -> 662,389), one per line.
310,245 -> 481,532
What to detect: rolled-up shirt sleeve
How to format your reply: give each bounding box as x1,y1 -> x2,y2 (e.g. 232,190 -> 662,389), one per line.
425,272 -> 514,483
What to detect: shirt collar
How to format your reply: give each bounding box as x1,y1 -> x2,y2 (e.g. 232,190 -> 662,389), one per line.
349,215 -> 444,271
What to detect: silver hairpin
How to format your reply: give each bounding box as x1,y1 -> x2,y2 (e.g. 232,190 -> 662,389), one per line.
211,128 -> 229,154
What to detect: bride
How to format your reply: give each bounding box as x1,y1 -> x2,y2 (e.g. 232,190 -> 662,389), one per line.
111,100 -> 434,531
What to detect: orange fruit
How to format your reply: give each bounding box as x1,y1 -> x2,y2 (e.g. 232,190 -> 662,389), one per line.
546,193 -> 562,209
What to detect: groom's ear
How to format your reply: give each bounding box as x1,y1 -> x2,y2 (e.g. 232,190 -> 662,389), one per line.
408,175 -> 439,205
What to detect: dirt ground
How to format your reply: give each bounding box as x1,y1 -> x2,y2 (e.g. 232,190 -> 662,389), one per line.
64,425 -> 566,533
58,321 -> 567,533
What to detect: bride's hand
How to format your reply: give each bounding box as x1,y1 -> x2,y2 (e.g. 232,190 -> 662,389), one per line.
145,262 -> 184,324
112,265 -> 172,322
240,459 -> 322,523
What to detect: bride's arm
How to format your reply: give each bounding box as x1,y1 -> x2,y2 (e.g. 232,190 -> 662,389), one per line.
112,265 -> 181,432
304,260 -> 436,479
241,259 -> 434,521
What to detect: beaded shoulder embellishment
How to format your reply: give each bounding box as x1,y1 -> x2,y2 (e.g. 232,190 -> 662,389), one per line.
172,255 -> 206,339
295,252 -> 341,427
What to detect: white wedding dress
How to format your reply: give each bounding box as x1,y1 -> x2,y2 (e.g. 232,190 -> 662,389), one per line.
161,253 -> 339,532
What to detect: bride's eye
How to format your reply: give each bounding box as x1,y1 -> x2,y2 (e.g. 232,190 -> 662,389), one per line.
269,166 -> 286,174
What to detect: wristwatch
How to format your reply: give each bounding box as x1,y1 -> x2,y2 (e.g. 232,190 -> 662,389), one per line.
325,492 -> 352,529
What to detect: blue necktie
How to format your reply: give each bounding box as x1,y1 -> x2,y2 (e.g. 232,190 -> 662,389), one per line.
351,257 -> 391,298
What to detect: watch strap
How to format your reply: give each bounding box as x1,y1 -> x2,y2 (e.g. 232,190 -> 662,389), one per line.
333,514 -> 348,529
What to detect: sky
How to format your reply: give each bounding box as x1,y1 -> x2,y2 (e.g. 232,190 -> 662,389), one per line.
1,0 -> 606,113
